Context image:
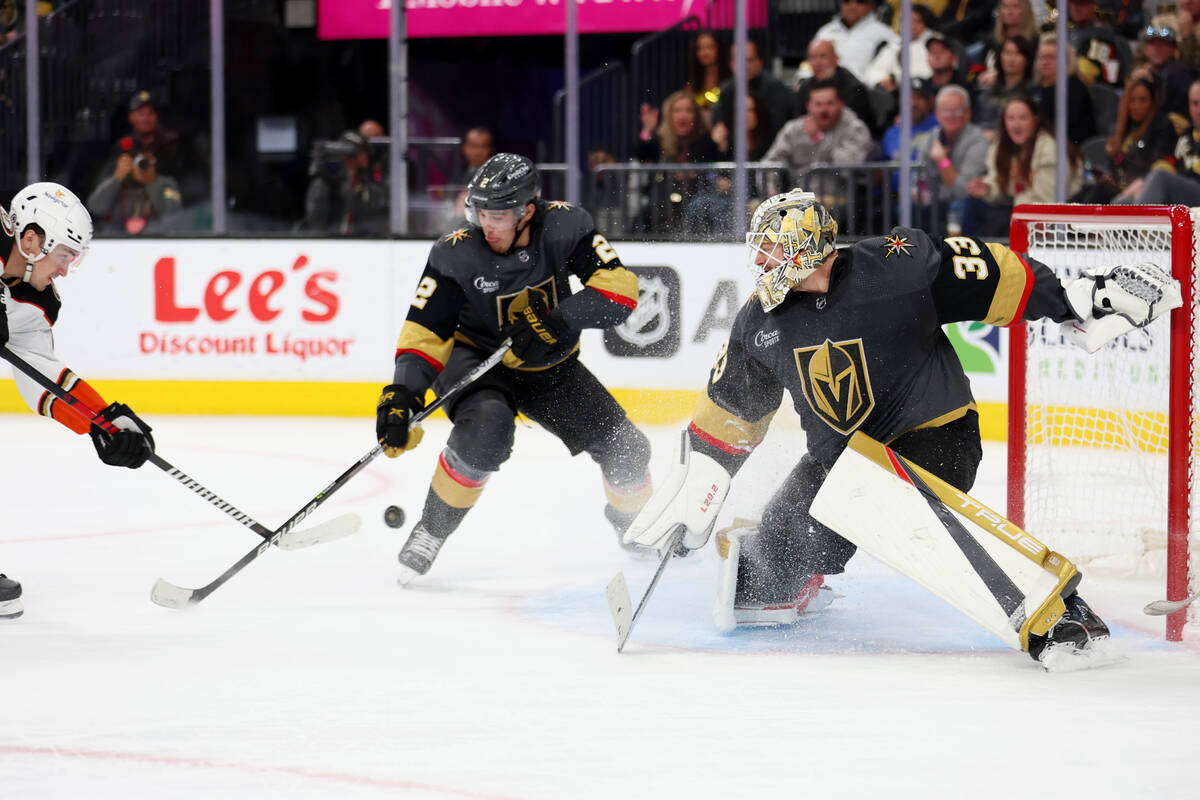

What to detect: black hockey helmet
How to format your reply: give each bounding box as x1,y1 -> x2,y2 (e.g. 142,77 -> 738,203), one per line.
465,153 -> 540,226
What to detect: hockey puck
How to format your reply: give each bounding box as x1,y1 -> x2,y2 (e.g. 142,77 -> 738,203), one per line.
383,505 -> 407,529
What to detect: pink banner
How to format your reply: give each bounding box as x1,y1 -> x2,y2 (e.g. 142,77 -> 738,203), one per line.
318,0 -> 709,39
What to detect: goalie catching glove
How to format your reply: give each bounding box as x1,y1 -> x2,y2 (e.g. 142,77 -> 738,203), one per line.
89,402 -> 155,469
376,384 -> 425,457
623,430 -> 731,552
1062,262 -> 1183,353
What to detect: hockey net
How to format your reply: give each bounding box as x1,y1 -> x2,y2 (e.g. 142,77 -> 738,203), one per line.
1008,204 -> 1199,641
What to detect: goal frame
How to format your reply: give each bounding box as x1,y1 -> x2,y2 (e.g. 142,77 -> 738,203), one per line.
1007,204 -> 1197,641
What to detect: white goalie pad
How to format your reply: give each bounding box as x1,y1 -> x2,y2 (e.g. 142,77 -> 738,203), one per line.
810,433 -> 1078,652
624,430 -> 731,552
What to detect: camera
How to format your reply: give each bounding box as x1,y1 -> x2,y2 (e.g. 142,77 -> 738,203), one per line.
133,154 -> 152,171
308,134 -> 366,179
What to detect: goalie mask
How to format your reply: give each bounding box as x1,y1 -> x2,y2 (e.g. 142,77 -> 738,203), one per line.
464,153 -> 541,230
746,190 -> 837,311
0,182 -> 93,272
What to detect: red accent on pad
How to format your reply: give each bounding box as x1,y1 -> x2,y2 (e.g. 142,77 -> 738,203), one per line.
438,452 -> 488,489
395,348 -> 445,373
884,447 -> 914,485
688,421 -> 752,455
591,286 -> 638,310
1006,253 -> 1036,326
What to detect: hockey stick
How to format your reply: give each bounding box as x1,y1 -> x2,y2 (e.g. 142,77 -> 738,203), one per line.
0,345 -> 359,551
606,526 -> 684,653
150,339 -> 513,608
1143,589 -> 1200,616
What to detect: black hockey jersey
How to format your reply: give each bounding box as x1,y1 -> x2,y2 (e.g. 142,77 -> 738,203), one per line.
392,200 -> 638,391
690,228 -> 1075,470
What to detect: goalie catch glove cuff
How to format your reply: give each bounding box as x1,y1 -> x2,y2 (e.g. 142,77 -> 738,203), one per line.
376,384 -> 425,458
90,402 -> 155,469
623,430 -> 731,552
502,292 -> 573,365
1062,262 -> 1183,353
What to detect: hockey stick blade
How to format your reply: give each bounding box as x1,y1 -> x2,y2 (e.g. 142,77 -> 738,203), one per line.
150,512 -> 363,609
1143,588 -> 1200,616
275,512 -> 362,551
609,526 -> 684,653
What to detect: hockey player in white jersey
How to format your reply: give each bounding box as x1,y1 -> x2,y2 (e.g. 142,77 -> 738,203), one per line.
0,182 -> 156,619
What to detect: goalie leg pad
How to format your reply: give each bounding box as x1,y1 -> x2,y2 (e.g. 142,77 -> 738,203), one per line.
810,432 -> 1081,653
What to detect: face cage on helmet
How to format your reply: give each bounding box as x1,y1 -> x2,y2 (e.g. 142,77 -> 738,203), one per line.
745,230 -> 821,311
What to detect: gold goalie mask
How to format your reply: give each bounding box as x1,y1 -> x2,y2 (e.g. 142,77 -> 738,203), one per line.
745,190 -> 837,312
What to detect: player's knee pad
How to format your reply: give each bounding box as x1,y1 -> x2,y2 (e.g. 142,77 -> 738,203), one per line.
445,391 -> 516,472
713,520 -> 835,633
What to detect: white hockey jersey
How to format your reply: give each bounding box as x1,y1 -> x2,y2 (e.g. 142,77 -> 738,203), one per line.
2,257 -> 107,435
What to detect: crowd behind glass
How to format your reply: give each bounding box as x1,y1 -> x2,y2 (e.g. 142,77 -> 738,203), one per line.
6,0 -> 1200,240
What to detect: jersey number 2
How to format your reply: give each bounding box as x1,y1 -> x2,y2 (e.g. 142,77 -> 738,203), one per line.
411,276 -> 438,309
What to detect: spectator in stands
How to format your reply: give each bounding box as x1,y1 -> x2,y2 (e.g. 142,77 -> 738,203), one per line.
635,90 -> 719,234
764,79 -> 874,171
865,5 -> 936,92
913,85 -> 989,226
1129,26 -> 1197,121
926,33 -> 969,93
112,91 -> 186,195
636,90 -> 718,163
686,31 -> 731,126
86,141 -> 183,235
881,78 -> 940,160
1084,76 -> 1177,202
794,39 -> 879,138
812,0 -> 898,85
711,91 -> 774,161
454,127 -> 495,186
965,95 -> 1081,235
358,119 -> 388,186
1034,34 -> 1098,145
1135,79 -> 1200,204
710,39 -> 795,147
972,35 -> 1037,134
937,0 -> 999,44
972,0 -> 1039,87
299,130 -> 389,234
1067,0 -> 1132,88
1169,0 -> 1200,70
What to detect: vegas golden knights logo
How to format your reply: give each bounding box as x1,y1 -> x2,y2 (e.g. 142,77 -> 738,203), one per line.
496,277 -> 558,328
794,338 -> 875,434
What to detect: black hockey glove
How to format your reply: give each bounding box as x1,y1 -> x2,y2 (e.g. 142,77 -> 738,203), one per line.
502,293 -> 573,364
90,402 -> 155,469
377,384 -> 425,458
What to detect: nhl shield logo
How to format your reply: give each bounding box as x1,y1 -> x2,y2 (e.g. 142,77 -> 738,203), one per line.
604,266 -> 680,358
616,275 -> 671,348
794,338 -> 875,434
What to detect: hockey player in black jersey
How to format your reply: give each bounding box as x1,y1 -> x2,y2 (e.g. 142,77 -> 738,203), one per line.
625,189 -> 1181,665
377,154 -> 653,584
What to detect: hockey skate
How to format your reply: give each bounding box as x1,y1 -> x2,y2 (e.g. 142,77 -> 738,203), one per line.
397,523 -> 448,586
713,523 -> 836,633
1028,592 -> 1119,670
0,574 -> 23,619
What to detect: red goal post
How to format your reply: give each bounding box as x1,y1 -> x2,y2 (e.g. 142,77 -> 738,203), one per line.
1007,204 -> 1198,641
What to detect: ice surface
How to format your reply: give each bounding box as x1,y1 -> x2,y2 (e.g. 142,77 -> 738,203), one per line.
1,414 -> 1196,798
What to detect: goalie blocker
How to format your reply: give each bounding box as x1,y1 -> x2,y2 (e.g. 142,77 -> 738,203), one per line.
810,432 -> 1106,658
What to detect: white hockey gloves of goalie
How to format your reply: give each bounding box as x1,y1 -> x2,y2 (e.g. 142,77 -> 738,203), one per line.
623,430 -> 731,553
1062,262 -> 1183,353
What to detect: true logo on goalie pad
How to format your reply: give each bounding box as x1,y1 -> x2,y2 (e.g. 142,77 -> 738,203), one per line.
794,338 -> 875,434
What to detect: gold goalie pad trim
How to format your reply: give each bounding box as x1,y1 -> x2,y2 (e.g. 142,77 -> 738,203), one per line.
810,432 -> 1078,652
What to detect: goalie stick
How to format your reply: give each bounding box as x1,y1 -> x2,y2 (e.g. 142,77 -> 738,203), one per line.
151,339 -> 513,608
606,526 -> 684,652
1143,588 -> 1200,616
0,345 -> 356,551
